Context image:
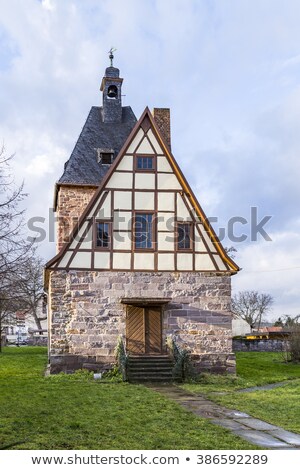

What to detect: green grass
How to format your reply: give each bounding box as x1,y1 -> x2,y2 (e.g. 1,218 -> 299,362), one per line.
182,352 -> 300,394
211,381 -> 300,434
0,347 -> 256,450
181,352 -> 300,434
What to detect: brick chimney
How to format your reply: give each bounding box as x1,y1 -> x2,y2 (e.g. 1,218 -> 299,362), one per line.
153,108 -> 171,150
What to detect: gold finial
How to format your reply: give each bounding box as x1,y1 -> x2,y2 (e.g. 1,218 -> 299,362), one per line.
108,47 -> 117,67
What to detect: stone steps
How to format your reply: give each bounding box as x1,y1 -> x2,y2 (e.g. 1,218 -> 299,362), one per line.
127,355 -> 176,383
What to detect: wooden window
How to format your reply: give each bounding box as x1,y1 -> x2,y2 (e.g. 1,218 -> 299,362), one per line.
134,213 -> 154,249
136,156 -> 154,171
177,222 -> 192,250
95,222 -> 111,249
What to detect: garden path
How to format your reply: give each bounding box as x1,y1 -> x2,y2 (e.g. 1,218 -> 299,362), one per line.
147,384 -> 300,450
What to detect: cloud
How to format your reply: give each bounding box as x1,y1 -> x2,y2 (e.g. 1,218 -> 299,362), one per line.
41,0 -> 55,11
232,224 -> 300,318
1,0 -> 300,317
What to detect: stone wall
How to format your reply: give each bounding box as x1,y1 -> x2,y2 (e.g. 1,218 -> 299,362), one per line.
56,185 -> 96,252
233,338 -> 285,352
49,270 -> 235,374
28,336 -> 48,346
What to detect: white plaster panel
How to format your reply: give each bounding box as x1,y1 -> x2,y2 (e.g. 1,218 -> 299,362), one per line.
96,193 -> 111,218
76,221 -> 89,239
157,232 -> 174,251
79,228 -> 93,249
106,171 -> 133,189
113,211 -> 131,231
69,251 -> 92,269
147,129 -> 164,154
134,253 -> 154,270
69,222 -> 89,249
195,253 -> 215,271
113,252 -> 131,270
94,252 -> 110,269
213,254 -> 227,271
134,191 -> 155,210
177,253 -> 193,271
114,191 -> 132,210
179,195 -> 201,223
194,237 -> 206,252
176,193 -> 192,220
116,155 -> 133,171
58,251 -> 73,268
69,238 -> 78,250
136,137 -> 154,154
157,253 -> 174,271
135,173 -> 155,189
198,225 -> 216,251
157,156 -> 173,173
126,128 -> 144,153
157,192 -> 175,211
157,173 -> 181,190
113,232 -> 132,250
157,212 -> 175,232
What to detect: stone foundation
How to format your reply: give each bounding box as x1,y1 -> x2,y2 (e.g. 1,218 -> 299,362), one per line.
48,270 -> 235,374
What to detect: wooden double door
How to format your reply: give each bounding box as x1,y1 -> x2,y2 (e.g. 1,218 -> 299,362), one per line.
126,305 -> 162,355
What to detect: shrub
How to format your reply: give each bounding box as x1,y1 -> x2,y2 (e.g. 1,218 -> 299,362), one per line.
281,326 -> 300,363
289,326 -> 300,363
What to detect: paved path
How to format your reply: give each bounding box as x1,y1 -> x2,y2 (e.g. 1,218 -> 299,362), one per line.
147,384 -> 300,449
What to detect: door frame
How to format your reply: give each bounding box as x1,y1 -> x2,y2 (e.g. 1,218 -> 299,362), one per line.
126,305 -> 163,355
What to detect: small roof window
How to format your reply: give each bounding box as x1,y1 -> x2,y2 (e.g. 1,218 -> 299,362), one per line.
95,148 -> 114,164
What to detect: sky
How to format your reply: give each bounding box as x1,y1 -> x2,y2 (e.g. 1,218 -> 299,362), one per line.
1,0 -> 300,320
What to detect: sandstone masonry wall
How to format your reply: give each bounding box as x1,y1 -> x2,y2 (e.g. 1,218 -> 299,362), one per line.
49,270 -> 235,374
56,185 -> 96,252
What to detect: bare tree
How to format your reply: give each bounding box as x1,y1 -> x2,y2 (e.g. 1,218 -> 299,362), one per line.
225,246 -> 237,259
0,146 -> 33,350
14,254 -> 46,332
232,290 -> 274,330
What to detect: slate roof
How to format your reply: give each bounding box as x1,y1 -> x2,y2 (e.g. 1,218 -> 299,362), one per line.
58,106 -> 137,185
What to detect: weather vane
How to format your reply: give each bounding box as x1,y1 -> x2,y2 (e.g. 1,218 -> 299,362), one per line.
108,47 -> 117,67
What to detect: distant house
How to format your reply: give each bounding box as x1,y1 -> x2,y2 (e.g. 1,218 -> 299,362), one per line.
3,308 -> 47,345
45,57 -> 239,377
250,326 -> 288,340
232,313 -> 251,337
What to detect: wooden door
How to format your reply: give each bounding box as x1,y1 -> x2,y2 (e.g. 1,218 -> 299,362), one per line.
126,306 -> 145,354
145,307 -> 162,354
126,306 -> 162,355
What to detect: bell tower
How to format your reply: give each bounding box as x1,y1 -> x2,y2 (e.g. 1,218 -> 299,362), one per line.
100,48 -> 123,123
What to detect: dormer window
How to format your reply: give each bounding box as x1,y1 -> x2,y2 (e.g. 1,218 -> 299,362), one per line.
95,148 -> 114,165
101,152 -> 113,164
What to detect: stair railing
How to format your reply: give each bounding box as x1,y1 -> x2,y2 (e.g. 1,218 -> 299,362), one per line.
115,335 -> 128,382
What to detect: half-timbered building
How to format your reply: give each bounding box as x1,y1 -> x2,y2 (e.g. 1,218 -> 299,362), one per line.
45,58 -> 239,377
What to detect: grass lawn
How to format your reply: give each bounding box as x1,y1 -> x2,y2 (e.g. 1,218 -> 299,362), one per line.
211,381 -> 300,434
182,352 -> 300,394
181,352 -> 300,434
0,347 -> 257,450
